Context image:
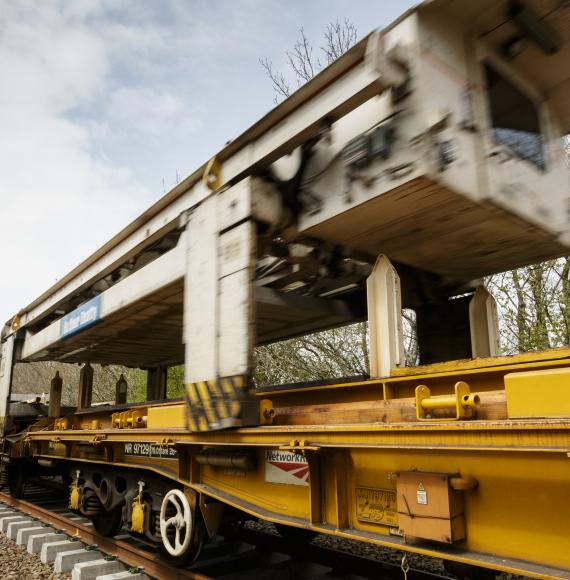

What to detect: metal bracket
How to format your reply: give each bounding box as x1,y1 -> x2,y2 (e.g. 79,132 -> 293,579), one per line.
10,314 -> 21,331
415,381 -> 480,420
278,439 -> 320,454
203,156 -> 222,191
90,434 -> 107,446
112,408 -> 147,429
54,418 -> 70,431
259,399 -> 275,425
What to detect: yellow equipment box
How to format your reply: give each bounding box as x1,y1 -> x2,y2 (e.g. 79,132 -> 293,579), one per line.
505,368 -> 570,418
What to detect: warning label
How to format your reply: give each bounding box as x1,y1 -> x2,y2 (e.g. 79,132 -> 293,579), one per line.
416,482 -> 428,505
265,450 -> 309,486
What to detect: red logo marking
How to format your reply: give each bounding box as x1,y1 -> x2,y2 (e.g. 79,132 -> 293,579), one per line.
268,461 -> 310,482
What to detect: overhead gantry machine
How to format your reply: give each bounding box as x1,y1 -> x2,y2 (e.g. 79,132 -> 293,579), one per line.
1,0 -> 570,577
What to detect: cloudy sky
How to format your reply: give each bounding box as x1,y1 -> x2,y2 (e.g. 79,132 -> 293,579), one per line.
0,0 -> 414,323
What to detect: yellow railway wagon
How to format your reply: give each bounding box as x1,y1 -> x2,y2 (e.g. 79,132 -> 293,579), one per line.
1,0 -> 570,577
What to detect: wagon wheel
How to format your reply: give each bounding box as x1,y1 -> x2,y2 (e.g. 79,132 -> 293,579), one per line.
159,489 -> 202,566
92,504 -> 124,537
7,464 -> 27,498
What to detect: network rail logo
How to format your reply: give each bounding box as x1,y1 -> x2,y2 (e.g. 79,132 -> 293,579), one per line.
265,450 -> 309,486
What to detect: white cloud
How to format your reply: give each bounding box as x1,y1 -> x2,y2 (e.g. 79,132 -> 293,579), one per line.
0,2 -> 110,112
0,0 -> 151,320
107,86 -> 201,137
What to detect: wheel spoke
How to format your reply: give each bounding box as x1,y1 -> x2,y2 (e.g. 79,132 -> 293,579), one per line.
175,526 -> 182,549
169,496 -> 183,515
165,515 -> 178,528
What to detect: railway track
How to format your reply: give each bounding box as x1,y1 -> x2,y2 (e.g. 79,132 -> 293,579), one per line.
0,481 -> 457,580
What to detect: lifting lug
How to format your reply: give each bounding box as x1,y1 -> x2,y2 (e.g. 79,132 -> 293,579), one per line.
260,399 -> 275,425
203,156 -> 222,190
415,381 -> 480,420
11,314 -> 21,331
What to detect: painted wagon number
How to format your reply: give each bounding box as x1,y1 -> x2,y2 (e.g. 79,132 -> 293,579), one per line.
123,442 -> 178,459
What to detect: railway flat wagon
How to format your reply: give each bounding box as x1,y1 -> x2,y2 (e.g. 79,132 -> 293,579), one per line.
1,1 -> 570,577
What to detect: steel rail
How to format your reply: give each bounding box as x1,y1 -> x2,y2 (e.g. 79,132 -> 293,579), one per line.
0,491 -> 210,580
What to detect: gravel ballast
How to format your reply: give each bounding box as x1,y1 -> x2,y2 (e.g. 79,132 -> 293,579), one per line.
0,533 -> 70,580
245,519 -> 532,580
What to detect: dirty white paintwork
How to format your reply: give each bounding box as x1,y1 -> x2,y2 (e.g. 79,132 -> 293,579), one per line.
2,0 -> 569,402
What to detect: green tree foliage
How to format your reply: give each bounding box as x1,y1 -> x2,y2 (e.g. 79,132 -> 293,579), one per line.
487,258 -> 570,354
11,362 -> 147,405
254,310 -> 419,386
254,323 -> 369,386
167,365 -> 185,398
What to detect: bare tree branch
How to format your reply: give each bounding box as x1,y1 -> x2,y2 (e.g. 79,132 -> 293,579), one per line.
321,18 -> 358,64
260,19 -> 358,103
259,57 -> 291,103
286,28 -> 318,84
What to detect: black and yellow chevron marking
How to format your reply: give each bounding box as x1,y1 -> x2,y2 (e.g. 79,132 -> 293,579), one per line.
185,375 -> 246,432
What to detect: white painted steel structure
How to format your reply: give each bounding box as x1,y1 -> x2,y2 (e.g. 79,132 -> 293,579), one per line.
1,0 -> 569,431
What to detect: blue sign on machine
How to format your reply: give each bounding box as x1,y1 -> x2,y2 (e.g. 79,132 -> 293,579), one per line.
60,295 -> 102,338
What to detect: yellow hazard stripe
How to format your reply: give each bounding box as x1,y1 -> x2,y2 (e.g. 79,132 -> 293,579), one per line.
207,379 -> 229,420
195,381 -> 219,425
184,388 -> 198,431
185,375 -> 248,430
220,376 -> 242,417
185,383 -> 208,431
